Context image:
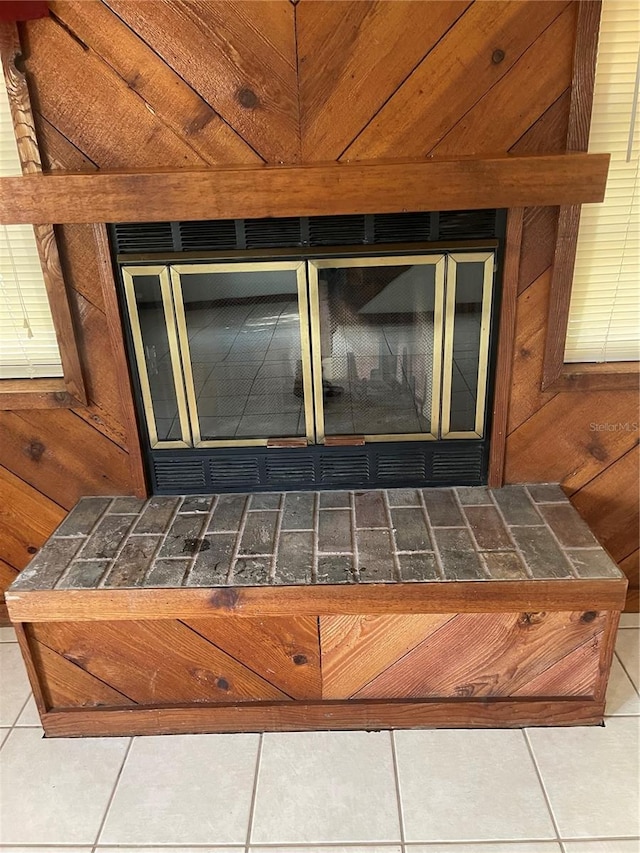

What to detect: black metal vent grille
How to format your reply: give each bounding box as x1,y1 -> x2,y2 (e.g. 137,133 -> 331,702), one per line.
150,442 -> 486,494
112,209 -> 500,255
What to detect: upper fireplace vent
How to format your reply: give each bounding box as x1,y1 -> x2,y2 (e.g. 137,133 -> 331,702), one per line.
112,209 -> 501,255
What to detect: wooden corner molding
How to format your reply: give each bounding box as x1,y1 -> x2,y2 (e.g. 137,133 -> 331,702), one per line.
0,153 -> 609,226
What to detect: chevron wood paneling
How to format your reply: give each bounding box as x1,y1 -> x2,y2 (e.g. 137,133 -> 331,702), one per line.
1,0 -> 637,618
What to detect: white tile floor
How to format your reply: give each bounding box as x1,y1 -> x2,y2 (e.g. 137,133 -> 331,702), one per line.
0,622 -> 638,853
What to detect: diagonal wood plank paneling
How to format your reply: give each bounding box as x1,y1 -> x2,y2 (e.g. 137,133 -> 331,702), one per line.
31,639 -> 136,708
352,611 -> 605,700
0,466 -> 65,569
186,616 -> 321,699
48,0 -> 260,166
21,16 -> 209,169
297,0 -> 470,161
104,0 -> 299,163
320,614 -> 454,699
343,0 -> 571,160
31,619 -> 291,705
431,4 -> 576,155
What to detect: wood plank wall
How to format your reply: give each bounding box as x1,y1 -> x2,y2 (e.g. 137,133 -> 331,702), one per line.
0,0 -> 637,615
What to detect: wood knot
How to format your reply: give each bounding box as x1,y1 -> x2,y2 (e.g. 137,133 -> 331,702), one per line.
292,654 -> 307,666
519,611 -> 546,626
237,87 -> 259,109
586,441 -> 608,462
25,440 -> 45,462
13,52 -> 26,73
26,545 -> 38,555
581,611 -> 598,623
492,49 -> 505,64
216,677 -> 230,691
210,587 -> 240,611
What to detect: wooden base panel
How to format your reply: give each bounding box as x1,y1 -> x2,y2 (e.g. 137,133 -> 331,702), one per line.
41,698 -> 606,738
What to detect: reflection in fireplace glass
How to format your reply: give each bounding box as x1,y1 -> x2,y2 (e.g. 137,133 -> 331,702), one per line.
316,263 -> 438,437
179,269 -> 306,441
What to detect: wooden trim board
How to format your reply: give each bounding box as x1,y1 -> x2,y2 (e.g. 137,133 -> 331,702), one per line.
6,577 -> 628,622
0,154 -> 609,225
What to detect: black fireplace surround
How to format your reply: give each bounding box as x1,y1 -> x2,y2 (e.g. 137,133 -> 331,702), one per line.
110,209 -> 506,494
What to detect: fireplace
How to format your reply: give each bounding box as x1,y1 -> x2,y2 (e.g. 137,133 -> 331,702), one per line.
111,210 -> 506,493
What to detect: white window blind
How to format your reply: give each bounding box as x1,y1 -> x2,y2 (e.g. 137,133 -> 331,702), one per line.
0,80 -> 62,379
565,0 -> 640,363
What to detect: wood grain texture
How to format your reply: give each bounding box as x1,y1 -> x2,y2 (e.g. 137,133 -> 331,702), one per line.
5,577 -> 628,623
0,466 -> 65,569
40,698 -> 607,736
30,638 -> 135,709
0,154 -> 610,225
320,614 -> 454,699
297,0 -> 471,161
31,619 -> 291,705
344,0 -> 571,160
185,615 -> 322,699
353,610 -> 605,699
104,0 -> 298,163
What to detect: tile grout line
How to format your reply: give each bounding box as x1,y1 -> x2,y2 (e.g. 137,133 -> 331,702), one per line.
92,735 -> 134,848
523,487 -> 582,578
486,489 -> 535,579
451,487 -> 492,578
179,494 -> 220,586
311,491 -> 320,583
54,498 -> 116,589
245,732 -> 264,850
522,728 -> 563,844
349,490 -> 361,582
390,730 -> 407,846
225,494 -> 253,584
382,489 -> 403,581
418,489 -> 445,579
614,646 -> 640,697
269,494 -> 285,583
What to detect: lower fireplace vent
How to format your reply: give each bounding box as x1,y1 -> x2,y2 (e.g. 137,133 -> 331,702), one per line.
265,454 -> 316,486
375,450 -> 427,482
153,459 -> 206,491
210,457 -> 261,489
320,453 -> 370,484
432,445 -> 484,481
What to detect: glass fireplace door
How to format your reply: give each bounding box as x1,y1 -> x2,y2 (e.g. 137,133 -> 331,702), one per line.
308,256 -> 446,443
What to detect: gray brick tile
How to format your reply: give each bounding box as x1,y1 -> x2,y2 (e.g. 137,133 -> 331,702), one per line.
317,554 -> 356,584
319,491 -> 350,508
566,549 -> 623,579
398,553 -> 439,581
104,535 -> 161,586
318,509 -> 352,553
57,559 -> 110,589
179,495 -> 214,513
187,534 -> 236,586
455,486 -> 492,505
134,496 -> 180,534
108,496 -> 147,514
208,494 -> 247,532
422,488 -> 464,526
12,537 -> 85,589
357,529 -> 395,582
282,492 -> 315,530
355,491 -> 387,528
482,552 -> 529,580
391,507 -> 431,552
433,528 -> 485,580
464,505 -> 512,550
275,531 -> 313,584
491,485 -> 542,525
232,557 -> 271,585
510,526 -> 573,578
146,558 -> 191,587
159,514 -> 208,558
527,483 -> 569,503
538,504 -> 598,547
80,514 -> 135,559
249,493 -> 282,510
387,488 -> 421,506
55,497 -> 112,536
239,511 -> 278,555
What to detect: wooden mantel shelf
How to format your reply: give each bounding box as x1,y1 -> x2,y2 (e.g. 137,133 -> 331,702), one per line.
0,152 -> 609,225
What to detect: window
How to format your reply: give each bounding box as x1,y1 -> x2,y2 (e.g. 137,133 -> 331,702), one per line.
0,80 -> 63,379
565,0 -> 640,363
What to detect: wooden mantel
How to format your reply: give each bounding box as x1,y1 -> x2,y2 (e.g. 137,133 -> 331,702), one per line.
0,153 -> 609,224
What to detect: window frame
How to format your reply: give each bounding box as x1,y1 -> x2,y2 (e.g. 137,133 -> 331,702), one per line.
542,0 -> 640,392
0,25 -> 86,409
